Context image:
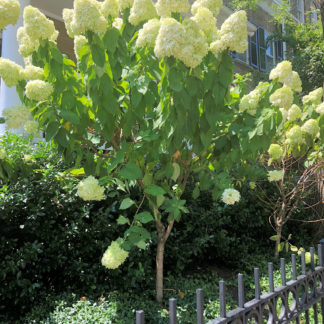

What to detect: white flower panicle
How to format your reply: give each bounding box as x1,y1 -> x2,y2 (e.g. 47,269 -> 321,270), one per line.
239,88 -> 261,116
221,188 -> 240,205
301,119 -> 320,138
268,170 -> 284,182
24,6 -> 57,41
287,104 -> 302,122
77,176 -> 106,201
136,19 -> 160,47
154,18 -> 186,59
112,18 -> 123,30
25,80 -> 53,101
17,27 -> 39,57
0,149 -> 6,160
269,61 -> 302,93
316,102 -> 324,115
3,105 -> 31,129
0,0 -> 20,30
21,65 -> 44,80
269,85 -> 293,110
191,7 -> 218,42
180,19 -> 208,68
71,0 -> 108,35
156,0 -> 190,17
210,10 -> 248,54
63,8 -> 75,38
0,58 -> 23,87
74,35 -> 89,60
302,88 -> 323,106
284,71 -> 302,93
280,108 -> 288,121
24,120 -> 39,135
286,125 -> 303,146
118,0 -> 134,10
129,0 -> 157,26
268,144 -> 283,160
101,240 -> 129,269
191,0 -> 222,16
101,0 -> 119,18
154,18 -> 208,68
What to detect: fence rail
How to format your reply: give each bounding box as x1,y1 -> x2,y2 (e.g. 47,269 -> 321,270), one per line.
136,240 -> 324,324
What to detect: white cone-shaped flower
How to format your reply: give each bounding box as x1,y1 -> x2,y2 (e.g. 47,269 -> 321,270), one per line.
77,176 -> 106,201
101,240 -> 129,269
221,188 -> 240,205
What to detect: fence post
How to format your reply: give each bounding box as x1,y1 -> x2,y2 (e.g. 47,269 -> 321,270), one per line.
254,268 -> 260,300
238,273 -> 245,308
268,262 -> 274,292
196,289 -> 204,324
136,310 -> 144,324
281,258 -> 286,286
220,281 -> 226,318
292,254 -> 297,280
169,298 -> 177,324
320,239 -> 324,267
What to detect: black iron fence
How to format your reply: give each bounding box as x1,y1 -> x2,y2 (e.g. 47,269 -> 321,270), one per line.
136,240 -> 324,324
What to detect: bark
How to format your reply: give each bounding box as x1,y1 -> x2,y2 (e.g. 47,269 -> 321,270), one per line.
156,236 -> 165,303
275,225 -> 282,259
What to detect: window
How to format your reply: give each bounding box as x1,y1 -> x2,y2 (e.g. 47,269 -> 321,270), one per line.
248,27 -> 276,72
296,0 -> 304,22
310,1 -> 318,22
275,41 -> 284,62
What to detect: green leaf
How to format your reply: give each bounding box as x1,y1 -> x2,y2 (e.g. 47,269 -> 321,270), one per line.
290,246 -> 298,252
192,186 -> 200,199
91,43 -> 106,67
55,128 -> 69,148
156,195 -> 165,208
45,121 -> 60,141
136,240 -> 146,249
270,235 -> 278,241
136,75 -> 150,95
171,162 -> 180,182
119,162 -> 143,180
144,185 -> 166,196
59,110 -> 80,125
120,198 -> 135,210
117,215 -> 130,225
168,67 -> 183,92
69,168 -> 85,176
103,28 -> 119,54
135,211 -> 153,224
278,242 -> 284,252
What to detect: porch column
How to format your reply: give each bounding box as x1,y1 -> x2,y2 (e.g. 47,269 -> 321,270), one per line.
0,0 -> 30,136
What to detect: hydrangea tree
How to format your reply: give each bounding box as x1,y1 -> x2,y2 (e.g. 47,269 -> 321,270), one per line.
1,0 -> 322,301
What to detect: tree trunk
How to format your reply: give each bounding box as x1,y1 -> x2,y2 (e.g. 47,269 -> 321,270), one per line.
156,237 -> 165,303
275,225 -> 282,259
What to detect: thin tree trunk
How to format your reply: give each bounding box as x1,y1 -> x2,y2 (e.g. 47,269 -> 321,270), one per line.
156,237 -> 165,303
275,225 -> 282,259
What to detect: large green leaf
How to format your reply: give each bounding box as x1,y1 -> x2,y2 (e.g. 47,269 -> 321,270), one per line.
120,198 -> 135,210
59,111 -> 80,125
144,185 -> 165,196
45,122 -> 60,141
119,162 -> 143,180
135,211 -> 153,224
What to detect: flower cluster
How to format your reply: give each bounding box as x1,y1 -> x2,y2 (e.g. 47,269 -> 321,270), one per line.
25,80 -> 53,101
0,58 -> 23,87
156,0 -> 190,17
269,61 -> 302,93
101,240 -> 129,269
21,65 -> 44,80
268,170 -> 284,182
221,188 -> 240,205
118,0 -> 134,10
0,0 -> 20,30
74,35 -> 88,60
210,11 -> 247,54
191,0 -> 223,16
302,88 -> 323,106
63,9 -> 75,38
239,88 -> 261,116
191,7 -> 218,42
112,17 -> 123,30
3,105 -> 31,129
77,176 -> 106,201
286,125 -> 303,145
17,27 -> 39,57
129,0 -> 157,26
268,144 -> 283,160
154,18 -> 208,68
269,85 -> 293,110
67,0 -> 108,36
24,120 -> 39,135
24,6 -> 58,42
301,119 -> 320,138
287,104 -> 302,122
136,19 -> 160,47
101,0 -> 119,18
0,149 -> 7,160
316,102 -> 324,115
